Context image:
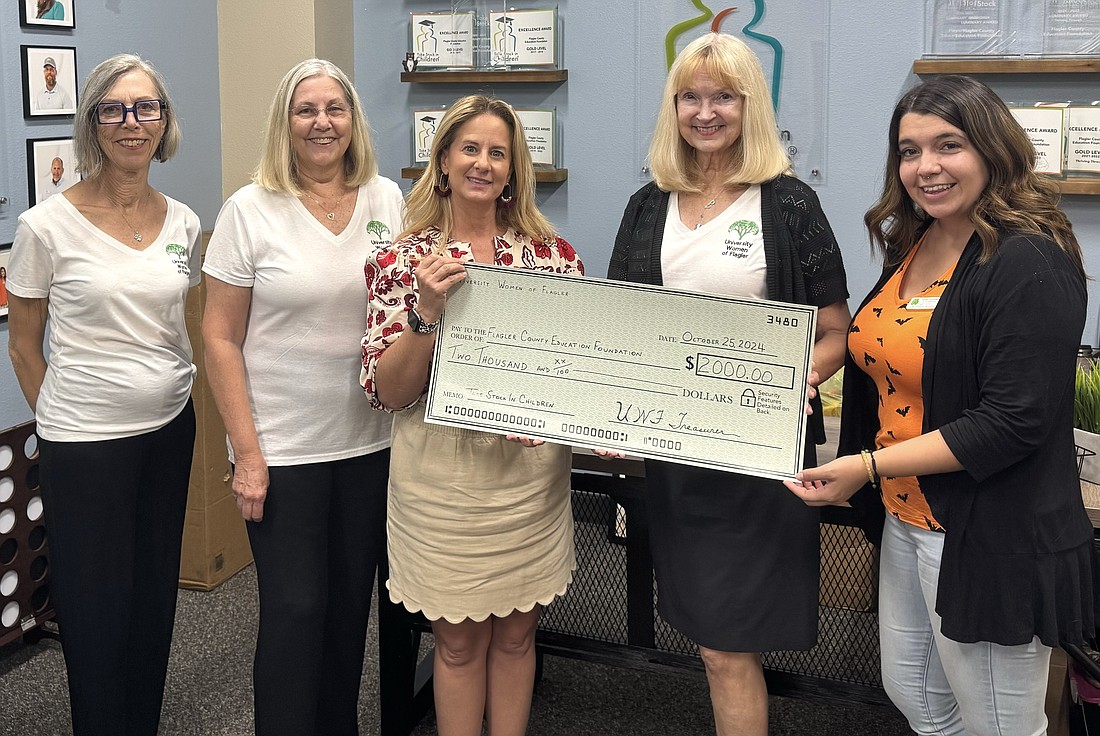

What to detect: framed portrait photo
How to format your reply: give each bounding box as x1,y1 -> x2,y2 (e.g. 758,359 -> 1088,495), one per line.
20,0 -> 75,29
0,246 -> 11,322
27,138 -> 81,207
21,45 -> 78,119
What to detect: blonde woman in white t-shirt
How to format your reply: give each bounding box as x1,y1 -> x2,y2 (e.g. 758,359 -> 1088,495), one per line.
8,54 -> 199,736
606,34 -> 851,736
202,59 -> 403,736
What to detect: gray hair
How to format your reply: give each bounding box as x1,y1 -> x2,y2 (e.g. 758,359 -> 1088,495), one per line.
252,58 -> 378,194
73,54 -> 181,179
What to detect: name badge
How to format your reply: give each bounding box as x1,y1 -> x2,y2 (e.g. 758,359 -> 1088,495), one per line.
906,297 -> 940,311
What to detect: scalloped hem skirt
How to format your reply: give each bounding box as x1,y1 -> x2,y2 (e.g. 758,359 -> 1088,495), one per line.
386,403 -> 576,623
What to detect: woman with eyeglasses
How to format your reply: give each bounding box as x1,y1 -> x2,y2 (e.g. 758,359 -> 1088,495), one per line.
202,59 -> 402,736
606,34 -> 850,736
7,54 -> 198,735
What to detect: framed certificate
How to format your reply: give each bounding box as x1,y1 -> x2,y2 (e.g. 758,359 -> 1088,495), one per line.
1010,107 -> 1065,176
410,12 -> 475,69
412,109 -> 448,165
488,8 -> 559,68
1066,107 -> 1100,175
923,0 -> 1011,57
515,109 -> 557,167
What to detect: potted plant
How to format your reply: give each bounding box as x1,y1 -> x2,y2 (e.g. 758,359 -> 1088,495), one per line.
1074,362 -> 1100,482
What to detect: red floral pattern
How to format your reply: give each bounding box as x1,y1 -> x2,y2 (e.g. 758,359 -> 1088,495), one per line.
360,227 -> 583,410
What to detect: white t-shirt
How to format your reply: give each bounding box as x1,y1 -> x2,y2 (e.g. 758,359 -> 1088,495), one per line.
35,85 -> 73,111
8,193 -> 202,441
662,185 -> 767,298
202,178 -> 404,465
38,173 -> 73,203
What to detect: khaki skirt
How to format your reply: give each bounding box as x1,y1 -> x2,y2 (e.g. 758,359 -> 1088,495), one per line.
386,403 -> 575,623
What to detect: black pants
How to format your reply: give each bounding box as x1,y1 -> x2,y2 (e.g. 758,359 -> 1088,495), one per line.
38,401 -> 195,736
246,449 -> 389,736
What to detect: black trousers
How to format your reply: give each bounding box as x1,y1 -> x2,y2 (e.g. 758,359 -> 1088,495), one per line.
38,401 -> 195,736
246,449 -> 389,736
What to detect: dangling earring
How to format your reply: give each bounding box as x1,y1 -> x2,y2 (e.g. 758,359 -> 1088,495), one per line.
434,172 -> 451,198
497,181 -> 515,209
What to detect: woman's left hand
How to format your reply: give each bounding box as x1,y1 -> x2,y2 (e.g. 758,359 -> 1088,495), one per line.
804,369 -> 820,416
506,434 -> 545,447
782,454 -> 867,507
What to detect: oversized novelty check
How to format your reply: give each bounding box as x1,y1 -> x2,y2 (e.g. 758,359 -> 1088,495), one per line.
424,264 -> 817,480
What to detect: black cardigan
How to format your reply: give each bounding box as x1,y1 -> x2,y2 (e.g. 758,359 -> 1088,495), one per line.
608,175 -> 849,450
841,230 -> 1096,646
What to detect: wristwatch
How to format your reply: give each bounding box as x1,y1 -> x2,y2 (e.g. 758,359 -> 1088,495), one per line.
407,307 -> 439,334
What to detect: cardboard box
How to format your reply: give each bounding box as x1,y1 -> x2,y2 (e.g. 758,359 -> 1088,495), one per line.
179,490 -> 252,591
819,523 -> 878,611
178,245 -> 253,591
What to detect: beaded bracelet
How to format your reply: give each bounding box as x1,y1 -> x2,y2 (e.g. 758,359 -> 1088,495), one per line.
860,449 -> 879,489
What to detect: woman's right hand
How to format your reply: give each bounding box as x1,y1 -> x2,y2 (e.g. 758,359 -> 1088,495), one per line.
232,453 -> 269,522
413,253 -> 469,322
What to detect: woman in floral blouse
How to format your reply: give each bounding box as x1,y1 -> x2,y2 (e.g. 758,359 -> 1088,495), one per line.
361,94 -> 582,736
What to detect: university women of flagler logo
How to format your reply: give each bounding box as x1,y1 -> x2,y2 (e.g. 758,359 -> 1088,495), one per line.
164,243 -> 190,276
366,220 -> 393,247
729,220 -> 760,239
723,219 -> 761,259
665,0 -> 783,112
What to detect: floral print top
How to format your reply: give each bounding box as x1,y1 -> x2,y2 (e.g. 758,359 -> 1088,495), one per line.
361,226 -> 584,410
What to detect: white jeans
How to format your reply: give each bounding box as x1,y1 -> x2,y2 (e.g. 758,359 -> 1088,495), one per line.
879,514 -> 1051,736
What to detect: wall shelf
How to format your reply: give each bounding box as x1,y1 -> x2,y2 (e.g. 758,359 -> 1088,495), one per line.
402,166 -> 568,183
1054,178 -> 1100,196
913,58 -> 1100,75
400,69 -> 568,84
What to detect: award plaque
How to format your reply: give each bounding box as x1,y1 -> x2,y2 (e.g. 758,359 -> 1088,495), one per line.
1010,107 -> 1065,176
412,109 -> 448,165
924,0 -> 1011,56
1043,1 -> 1100,55
410,12 -> 475,69
1067,106 -> 1100,175
488,8 -> 558,67
515,109 -> 557,167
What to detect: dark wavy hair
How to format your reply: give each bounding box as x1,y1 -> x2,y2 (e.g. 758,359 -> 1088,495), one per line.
864,75 -> 1082,274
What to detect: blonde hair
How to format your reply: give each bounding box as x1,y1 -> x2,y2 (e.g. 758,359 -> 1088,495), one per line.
648,33 -> 790,193
865,75 -> 1082,273
400,94 -> 555,246
253,59 -> 378,195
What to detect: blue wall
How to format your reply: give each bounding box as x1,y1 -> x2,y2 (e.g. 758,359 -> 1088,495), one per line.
357,0 -> 1100,336
0,0 -> 222,427
0,0 -> 1097,430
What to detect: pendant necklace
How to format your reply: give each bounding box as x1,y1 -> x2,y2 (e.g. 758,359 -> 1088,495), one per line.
302,188 -> 348,222
695,188 -> 721,230
114,191 -> 148,243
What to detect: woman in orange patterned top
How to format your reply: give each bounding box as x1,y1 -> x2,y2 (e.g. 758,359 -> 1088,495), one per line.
785,75 -> 1095,735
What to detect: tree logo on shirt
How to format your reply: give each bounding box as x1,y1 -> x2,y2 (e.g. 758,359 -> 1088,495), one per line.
165,243 -> 189,276
728,220 -> 760,238
366,220 -> 392,246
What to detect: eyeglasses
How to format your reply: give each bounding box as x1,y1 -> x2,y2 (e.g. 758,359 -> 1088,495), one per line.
95,99 -> 166,125
674,91 -> 741,110
290,104 -> 351,121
